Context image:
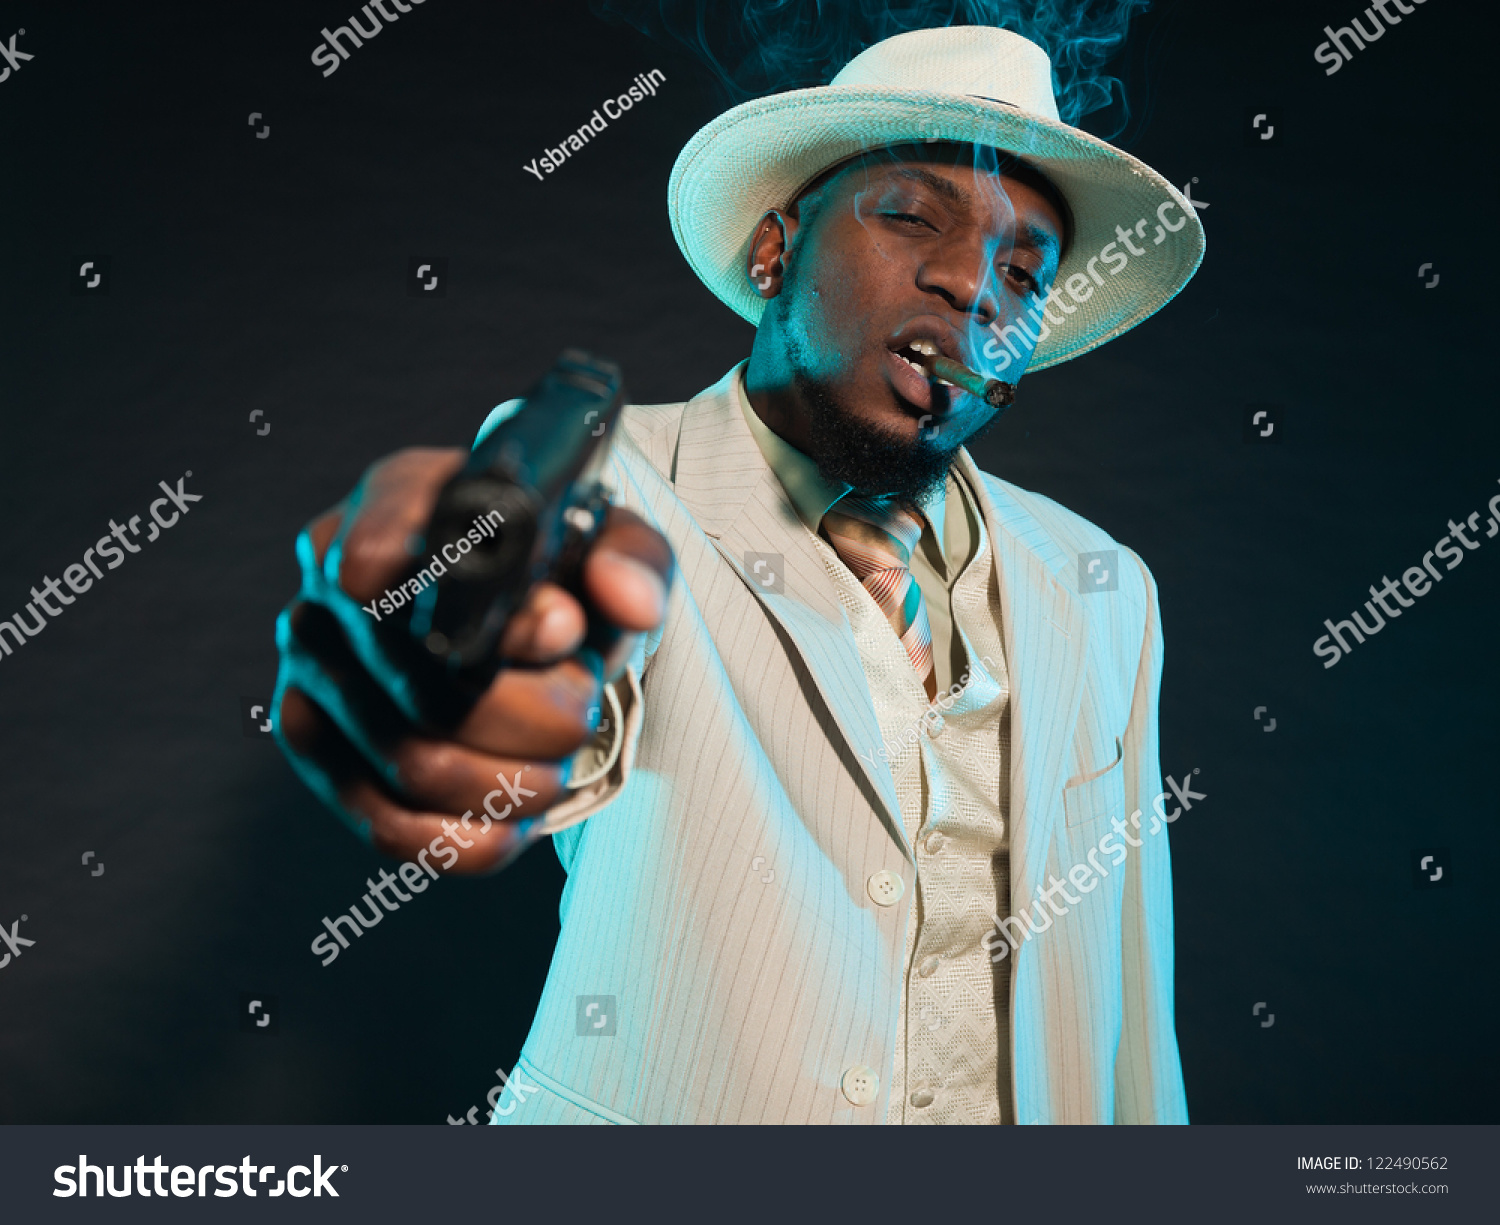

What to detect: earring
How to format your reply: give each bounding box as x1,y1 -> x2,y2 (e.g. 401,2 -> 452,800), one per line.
749,261 -> 776,291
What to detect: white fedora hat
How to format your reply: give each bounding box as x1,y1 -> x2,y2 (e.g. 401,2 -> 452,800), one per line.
667,25 -> 1205,372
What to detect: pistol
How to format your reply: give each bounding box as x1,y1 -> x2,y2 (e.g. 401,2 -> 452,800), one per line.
373,349 -> 626,728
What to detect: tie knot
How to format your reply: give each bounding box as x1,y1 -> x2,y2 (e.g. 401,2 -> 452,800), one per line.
821,495 -> 926,572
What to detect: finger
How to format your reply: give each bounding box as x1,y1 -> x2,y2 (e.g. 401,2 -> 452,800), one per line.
497,509 -> 673,662
387,735 -> 566,822
303,503 -> 347,572
279,600 -> 411,765
291,503 -> 349,608
278,677 -> 561,852
454,649 -> 601,759
282,597 -> 598,763
357,781 -> 538,874
600,629 -> 643,684
333,448 -> 467,601
277,686 -> 535,874
583,507 -> 674,633
497,581 -> 587,663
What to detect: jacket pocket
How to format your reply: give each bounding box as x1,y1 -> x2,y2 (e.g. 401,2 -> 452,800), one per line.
1062,736 -> 1124,829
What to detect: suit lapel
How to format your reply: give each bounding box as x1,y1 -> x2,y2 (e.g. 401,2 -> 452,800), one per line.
671,366 -> 910,857
956,451 -> 1088,908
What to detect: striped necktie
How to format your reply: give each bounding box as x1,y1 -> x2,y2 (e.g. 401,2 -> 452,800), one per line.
821,494 -> 937,702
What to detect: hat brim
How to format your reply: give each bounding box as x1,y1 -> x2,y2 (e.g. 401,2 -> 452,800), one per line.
668,86 -> 1205,372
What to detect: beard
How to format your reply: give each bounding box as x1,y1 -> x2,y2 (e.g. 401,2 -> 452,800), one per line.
793,368 -> 968,506
773,253 -> 988,507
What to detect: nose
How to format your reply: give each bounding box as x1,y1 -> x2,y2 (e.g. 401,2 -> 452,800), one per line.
914,234 -> 1001,328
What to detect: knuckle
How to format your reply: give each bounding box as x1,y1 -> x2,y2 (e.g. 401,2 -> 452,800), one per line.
336,525 -> 408,599
396,739 -> 463,799
550,674 -> 600,748
566,699 -> 595,745
297,507 -> 345,574
339,784 -> 395,849
550,716 -> 594,760
365,816 -> 412,861
277,687 -> 320,754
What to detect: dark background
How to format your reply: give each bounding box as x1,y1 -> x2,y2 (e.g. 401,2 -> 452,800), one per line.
0,0 -> 1495,1124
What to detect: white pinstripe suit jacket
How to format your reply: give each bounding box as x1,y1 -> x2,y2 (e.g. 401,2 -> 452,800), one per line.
490,363 -> 1188,1125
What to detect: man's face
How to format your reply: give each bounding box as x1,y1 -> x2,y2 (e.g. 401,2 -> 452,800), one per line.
751,143 -> 1065,502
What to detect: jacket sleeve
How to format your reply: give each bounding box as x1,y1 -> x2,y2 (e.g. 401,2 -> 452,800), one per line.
1112,545 -> 1190,1124
470,411 -> 665,841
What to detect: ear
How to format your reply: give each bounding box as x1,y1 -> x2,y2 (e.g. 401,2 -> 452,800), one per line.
746,210 -> 794,301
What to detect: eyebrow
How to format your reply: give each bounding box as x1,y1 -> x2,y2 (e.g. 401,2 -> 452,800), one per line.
884,166 -> 1061,260
1013,221 -> 1061,261
887,166 -> 971,214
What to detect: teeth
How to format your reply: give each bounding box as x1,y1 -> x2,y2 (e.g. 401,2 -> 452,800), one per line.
893,349 -> 955,387
908,339 -> 940,356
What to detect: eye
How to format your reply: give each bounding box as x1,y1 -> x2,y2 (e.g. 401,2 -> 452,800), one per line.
1001,263 -> 1040,293
883,211 -> 937,231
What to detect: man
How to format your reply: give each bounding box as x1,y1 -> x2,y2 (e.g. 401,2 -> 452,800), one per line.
274,26 -> 1203,1124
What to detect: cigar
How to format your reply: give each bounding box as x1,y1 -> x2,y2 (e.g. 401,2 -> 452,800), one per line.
928,355 -> 1015,409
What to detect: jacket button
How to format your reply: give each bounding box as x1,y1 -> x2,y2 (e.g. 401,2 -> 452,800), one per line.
867,869 -> 905,907
841,1065 -> 880,1106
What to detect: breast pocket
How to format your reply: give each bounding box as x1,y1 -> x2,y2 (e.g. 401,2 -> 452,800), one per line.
1062,736 -> 1124,829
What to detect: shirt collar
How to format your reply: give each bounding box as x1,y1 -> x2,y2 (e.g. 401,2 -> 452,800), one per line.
733,364 -> 947,551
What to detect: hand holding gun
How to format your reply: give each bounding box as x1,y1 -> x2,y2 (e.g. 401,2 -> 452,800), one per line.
271,351 -> 674,872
